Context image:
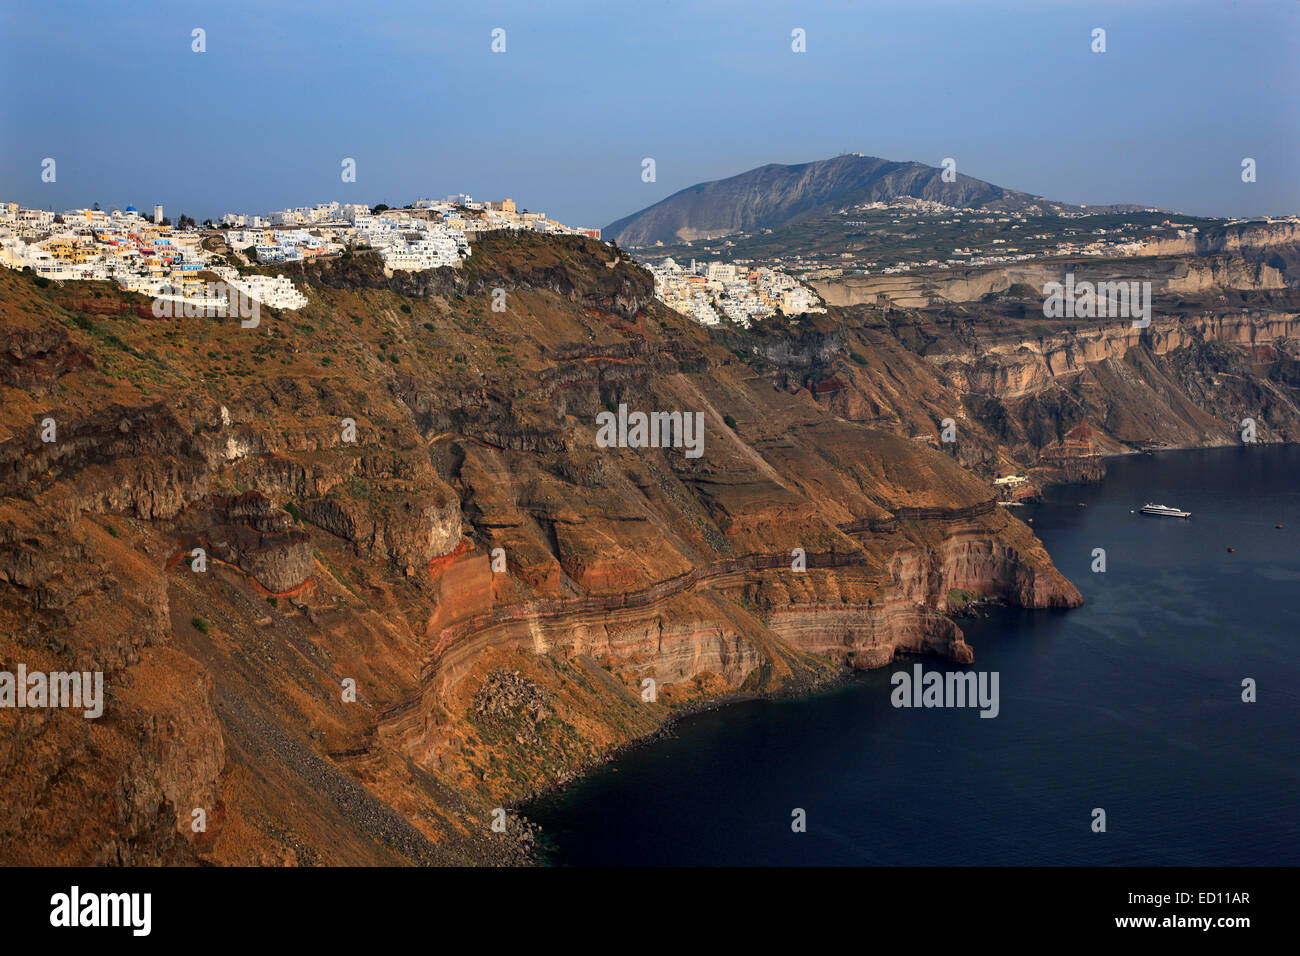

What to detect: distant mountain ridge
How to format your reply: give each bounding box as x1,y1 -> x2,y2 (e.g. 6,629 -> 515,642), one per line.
606,154 -> 1150,248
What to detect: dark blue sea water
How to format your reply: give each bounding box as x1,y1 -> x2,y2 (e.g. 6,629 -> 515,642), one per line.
524,445 -> 1300,865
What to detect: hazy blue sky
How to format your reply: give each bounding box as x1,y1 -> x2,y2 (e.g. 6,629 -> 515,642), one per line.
2,0 -> 1296,227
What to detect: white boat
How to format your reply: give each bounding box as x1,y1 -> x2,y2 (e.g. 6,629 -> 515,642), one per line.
1141,503 -> 1191,518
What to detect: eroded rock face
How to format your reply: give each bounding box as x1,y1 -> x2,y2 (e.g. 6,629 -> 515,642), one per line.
888,530 -> 1083,611
205,493 -> 314,593
933,313 -> 1300,401
207,523 -> 313,594
815,240 -> 1297,310
106,650 -> 226,861
0,325 -> 95,394
0,509 -> 225,865
0,233 -> 1093,866
779,299 -> 1300,492
766,601 -> 969,670
803,227 -> 1300,487
286,232 -> 655,320
0,402 -> 214,520
300,491 -> 460,573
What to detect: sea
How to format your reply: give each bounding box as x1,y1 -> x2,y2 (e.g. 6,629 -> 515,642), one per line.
524,445 -> 1300,865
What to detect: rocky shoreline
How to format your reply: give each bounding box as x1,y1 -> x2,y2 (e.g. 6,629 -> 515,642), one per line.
510,664 -> 848,865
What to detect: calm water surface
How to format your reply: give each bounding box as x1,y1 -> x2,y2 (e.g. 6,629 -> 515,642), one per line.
525,445 -> 1300,865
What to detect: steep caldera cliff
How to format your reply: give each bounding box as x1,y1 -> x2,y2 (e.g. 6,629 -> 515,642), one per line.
0,233 -> 1079,865
800,246 -> 1300,488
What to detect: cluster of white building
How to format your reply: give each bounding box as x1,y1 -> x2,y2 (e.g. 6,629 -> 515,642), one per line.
845,197 -> 974,217
648,257 -> 826,327
0,202 -> 309,309
229,195 -> 599,271
0,193 -> 604,309
205,195 -> 600,273
838,202 -> 1201,276
222,224 -> 342,265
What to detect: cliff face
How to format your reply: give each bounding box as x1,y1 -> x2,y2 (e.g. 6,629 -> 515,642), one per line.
798,236 -> 1300,487
815,253 -> 1291,310
0,231 -> 1080,865
285,235 -> 655,321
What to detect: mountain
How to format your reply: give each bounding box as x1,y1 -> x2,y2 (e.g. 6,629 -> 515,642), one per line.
605,153 -> 1147,248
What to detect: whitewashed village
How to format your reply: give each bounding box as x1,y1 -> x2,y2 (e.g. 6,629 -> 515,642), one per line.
646,257 -> 826,326
0,196 -> 599,313
0,195 -> 830,327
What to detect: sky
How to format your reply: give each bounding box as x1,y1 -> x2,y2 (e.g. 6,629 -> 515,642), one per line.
2,0 -> 1297,228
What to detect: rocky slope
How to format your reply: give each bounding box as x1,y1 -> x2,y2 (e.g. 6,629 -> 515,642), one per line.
796,252 -> 1300,488
815,254 -> 1291,310
0,232 -> 1086,865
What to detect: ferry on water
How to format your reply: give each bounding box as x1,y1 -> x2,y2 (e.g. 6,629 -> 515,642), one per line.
1141,502 -> 1191,518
